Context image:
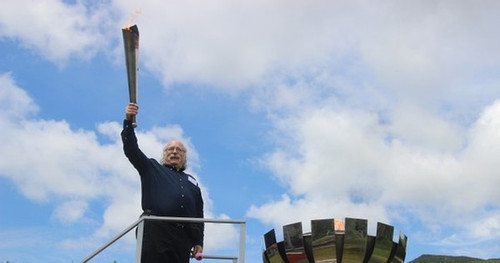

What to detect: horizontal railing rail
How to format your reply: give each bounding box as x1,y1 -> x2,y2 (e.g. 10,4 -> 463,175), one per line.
202,255 -> 238,263
81,216 -> 246,263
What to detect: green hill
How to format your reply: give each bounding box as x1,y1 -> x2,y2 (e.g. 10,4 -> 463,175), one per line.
410,254 -> 500,263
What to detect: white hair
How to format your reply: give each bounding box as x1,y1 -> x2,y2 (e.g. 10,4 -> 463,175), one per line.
160,140 -> 187,170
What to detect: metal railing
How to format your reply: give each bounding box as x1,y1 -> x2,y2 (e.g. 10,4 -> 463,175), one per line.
81,216 -> 246,263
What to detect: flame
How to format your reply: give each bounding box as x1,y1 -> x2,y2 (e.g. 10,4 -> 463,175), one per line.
334,219 -> 345,233
123,9 -> 142,30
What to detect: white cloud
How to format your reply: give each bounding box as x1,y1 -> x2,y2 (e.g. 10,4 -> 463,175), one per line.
203,213 -> 241,252
0,0 -> 111,64
53,199 -> 89,224
2,0 -> 499,102
358,1 -> 500,99
0,72 -> 38,120
388,102 -> 465,152
247,194 -> 389,235
234,3 -> 500,256
0,73 -> 237,256
471,214 -> 500,240
109,0 -> 363,89
247,99 -> 500,256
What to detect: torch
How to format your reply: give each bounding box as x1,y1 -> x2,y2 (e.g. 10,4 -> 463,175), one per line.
122,24 -> 139,127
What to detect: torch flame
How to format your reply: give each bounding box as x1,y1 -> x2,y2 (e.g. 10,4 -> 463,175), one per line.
334,219 -> 345,233
123,9 -> 142,30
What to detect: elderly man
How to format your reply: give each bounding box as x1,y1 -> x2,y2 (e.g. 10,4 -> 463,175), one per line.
121,102 -> 204,263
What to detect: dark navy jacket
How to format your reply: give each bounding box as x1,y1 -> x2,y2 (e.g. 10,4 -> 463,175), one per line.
121,119 -> 204,246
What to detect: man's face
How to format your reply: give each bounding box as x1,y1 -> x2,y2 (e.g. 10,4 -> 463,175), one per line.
163,140 -> 187,170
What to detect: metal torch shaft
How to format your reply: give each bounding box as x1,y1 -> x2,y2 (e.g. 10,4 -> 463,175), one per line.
122,24 -> 139,127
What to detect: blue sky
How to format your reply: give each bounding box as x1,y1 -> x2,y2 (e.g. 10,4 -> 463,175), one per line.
1,1 -> 500,262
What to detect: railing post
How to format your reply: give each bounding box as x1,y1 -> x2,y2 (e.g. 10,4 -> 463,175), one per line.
239,223 -> 246,263
135,219 -> 144,263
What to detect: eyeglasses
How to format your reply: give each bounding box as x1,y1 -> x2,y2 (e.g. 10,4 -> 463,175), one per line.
166,146 -> 186,153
